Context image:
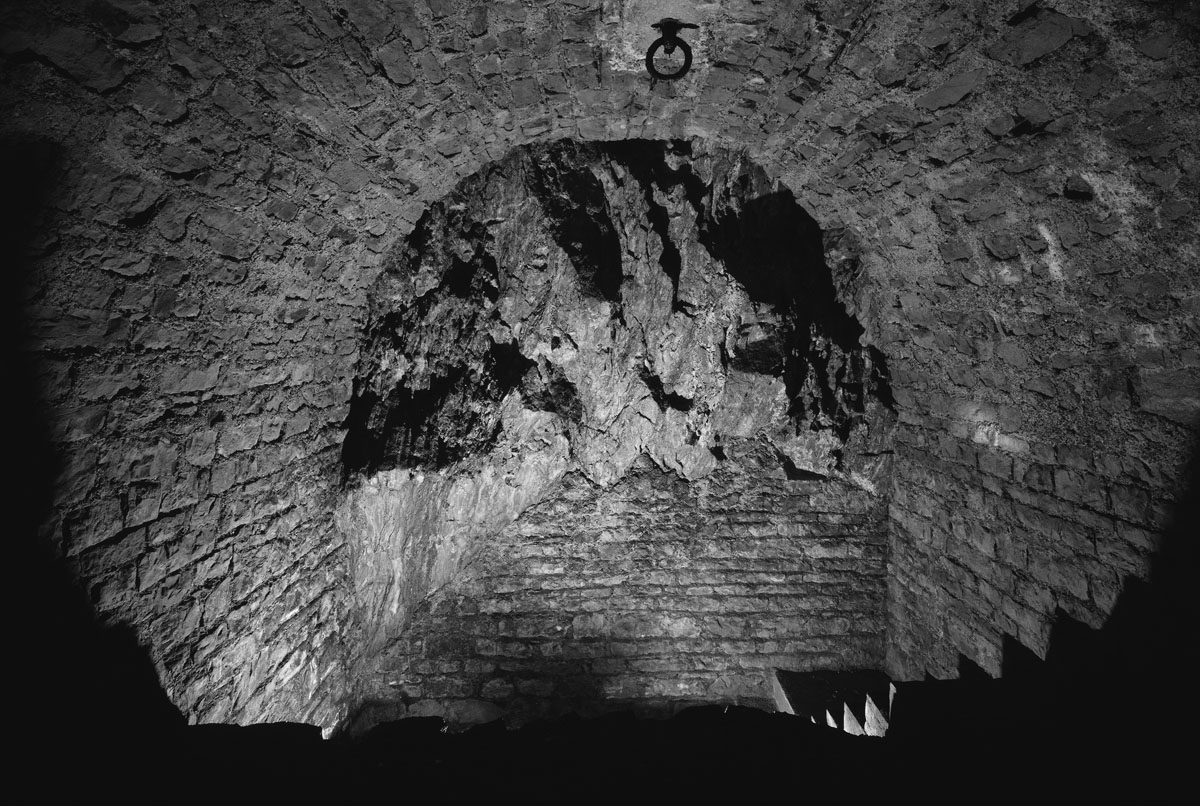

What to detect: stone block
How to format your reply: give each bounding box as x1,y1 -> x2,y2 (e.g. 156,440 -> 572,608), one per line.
219,420 -> 262,456
1134,367 -> 1200,425
1053,468 -> 1108,510
212,81 -> 272,135
994,341 -> 1028,368
210,459 -> 240,495
264,22 -> 323,67
915,69 -> 986,110
26,27 -> 127,91
983,232 -> 1021,261
128,78 -> 187,124
79,525 -> 147,575
89,566 -> 138,613
1108,482 -> 1147,525
873,44 -> 922,86
1022,462 -> 1051,494
986,11 -> 1083,66
417,51 -> 445,84
162,363 -> 221,395
167,39 -> 224,79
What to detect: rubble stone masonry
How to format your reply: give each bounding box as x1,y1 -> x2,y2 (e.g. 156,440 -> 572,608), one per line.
3,0 -> 1195,728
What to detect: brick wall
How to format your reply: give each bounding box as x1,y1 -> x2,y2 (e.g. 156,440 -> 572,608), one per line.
886,415 -> 1184,680
871,1 -> 1199,680
360,456 -> 887,725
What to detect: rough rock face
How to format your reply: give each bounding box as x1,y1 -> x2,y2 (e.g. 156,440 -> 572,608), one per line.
336,140 -> 893,722
345,140 -> 893,486
337,140 -> 893,656
5,0 -> 1195,735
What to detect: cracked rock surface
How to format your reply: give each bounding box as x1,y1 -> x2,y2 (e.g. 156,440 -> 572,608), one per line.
337,139 -> 894,682
7,0 -> 1196,736
344,139 -> 893,487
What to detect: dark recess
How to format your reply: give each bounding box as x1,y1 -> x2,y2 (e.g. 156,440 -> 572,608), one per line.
607,139 -> 708,311
639,365 -> 695,413
1006,1 -> 1045,27
693,163 -> 892,448
521,358 -> 584,423
527,141 -> 624,304
341,195 -> 520,476
776,450 -> 829,480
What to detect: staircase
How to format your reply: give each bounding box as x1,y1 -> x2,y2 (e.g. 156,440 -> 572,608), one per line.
773,660 -> 1048,742
772,669 -> 894,737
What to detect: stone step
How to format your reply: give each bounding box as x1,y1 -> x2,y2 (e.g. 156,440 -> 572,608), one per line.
773,669 -> 892,736
864,691 -> 890,737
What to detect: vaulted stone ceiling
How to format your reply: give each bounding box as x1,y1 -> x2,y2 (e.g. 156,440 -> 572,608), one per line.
3,0 -> 1196,731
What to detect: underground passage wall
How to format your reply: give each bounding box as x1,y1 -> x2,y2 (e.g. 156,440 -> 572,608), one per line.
4,0 -> 1197,733
337,140 -> 893,725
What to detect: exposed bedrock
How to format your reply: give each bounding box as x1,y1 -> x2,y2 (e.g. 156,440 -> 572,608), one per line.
343,140 -> 893,489
335,140 -> 895,718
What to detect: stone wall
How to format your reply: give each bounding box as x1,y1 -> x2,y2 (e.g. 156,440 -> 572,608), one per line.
331,137 -> 892,724
868,0 -> 1200,679
886,423 -> 1178,678
358,454 -> 886,726
4,0 -> 1196,730
1,0 -> 397,726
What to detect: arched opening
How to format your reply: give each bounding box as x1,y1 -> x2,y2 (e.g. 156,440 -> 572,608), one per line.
337,139 -> 895,728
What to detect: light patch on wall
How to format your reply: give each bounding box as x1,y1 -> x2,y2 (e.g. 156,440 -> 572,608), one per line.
848,471 -> 878,495
1078,168 -> 1152,218
598,0 -> 725,75
957,402 -> 1030,454
970,423 -> 1030,454
1129,323 -> 1161,347
337,403 -> 572,652
996,262 -> 1023,285
1036,222 -> 1065,281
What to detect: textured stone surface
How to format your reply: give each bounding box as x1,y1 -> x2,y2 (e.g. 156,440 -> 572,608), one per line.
337,141 -> 893,723
986,9 -> 1090,67
362,454 -> 886,726
2,0 -> 1196,734
343,140 -> 892,487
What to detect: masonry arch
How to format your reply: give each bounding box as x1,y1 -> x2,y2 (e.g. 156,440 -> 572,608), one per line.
335,137 -> 895,727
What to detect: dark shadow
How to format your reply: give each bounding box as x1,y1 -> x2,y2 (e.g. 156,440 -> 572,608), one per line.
6,133 -> 353,800
527,141 -> 624,304
603,139 -> 895,448
776,668 -> 891,728
5,137 -> 187,788
342,138 -> 895,485
342,704 -> 889,801
880,429 -> 1200,798
697,185 -> 891,439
